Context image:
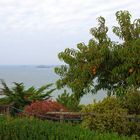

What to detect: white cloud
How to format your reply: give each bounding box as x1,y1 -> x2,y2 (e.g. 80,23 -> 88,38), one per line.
0,0 -> 139,32
0,0 -> 139,64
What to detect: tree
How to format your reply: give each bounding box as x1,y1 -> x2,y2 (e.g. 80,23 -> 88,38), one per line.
0,80 -> 55,115
55,11 -> 140,99
56,90 -> 80,111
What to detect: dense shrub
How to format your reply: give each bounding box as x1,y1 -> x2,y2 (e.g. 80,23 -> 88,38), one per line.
23,100 -> 82,122
23,100 -> 68,117
120,89 -> 140,115
128,121 -> 140,137
0,116 -> 136,140
120,89 -> 140,137
81,97 -> 130,135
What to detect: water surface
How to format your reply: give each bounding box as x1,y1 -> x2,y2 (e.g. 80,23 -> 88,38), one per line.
0,65 -> 106,104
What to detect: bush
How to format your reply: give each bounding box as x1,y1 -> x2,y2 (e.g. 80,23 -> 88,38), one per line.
23,100 -> 82,122
0,116 -> 136,140
128,121 -> 140,137
23,100 -> 68,118
81,97 -> 130,135
120,89 -> 140,115
118,89 -> 140,137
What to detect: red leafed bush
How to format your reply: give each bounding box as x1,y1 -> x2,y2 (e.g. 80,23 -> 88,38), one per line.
23,100 -> 81,122
23,100 -> 68,118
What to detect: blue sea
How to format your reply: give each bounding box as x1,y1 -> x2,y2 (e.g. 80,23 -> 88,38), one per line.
0,65 -> 106,104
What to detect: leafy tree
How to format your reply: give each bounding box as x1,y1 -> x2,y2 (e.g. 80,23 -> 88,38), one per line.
0,80 -> 55,115
56,90 -> 80,111
55,11 -> 140,99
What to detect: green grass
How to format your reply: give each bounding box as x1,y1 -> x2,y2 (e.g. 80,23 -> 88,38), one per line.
0,116 -> 137,140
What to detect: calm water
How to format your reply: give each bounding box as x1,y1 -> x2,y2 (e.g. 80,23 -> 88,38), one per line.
0,65 -> 106,104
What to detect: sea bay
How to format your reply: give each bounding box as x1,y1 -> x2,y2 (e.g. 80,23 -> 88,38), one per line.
0,65 -> 106,104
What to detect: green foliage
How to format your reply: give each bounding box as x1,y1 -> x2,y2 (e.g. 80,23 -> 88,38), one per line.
56,90 -> 80,111
81,97 -> 130,135
120,89 -> 140,115
55,10 -> 140,99
0,116 -> 136,140
128,121 -> 140,137
0,80 -> 55,116
81,96 -> 140,137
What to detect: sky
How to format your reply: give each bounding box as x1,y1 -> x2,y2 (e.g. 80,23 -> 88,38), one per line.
0,0 -> 139,65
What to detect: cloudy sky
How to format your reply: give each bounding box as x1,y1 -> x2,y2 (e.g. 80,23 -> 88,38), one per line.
0,0 -> 139,65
